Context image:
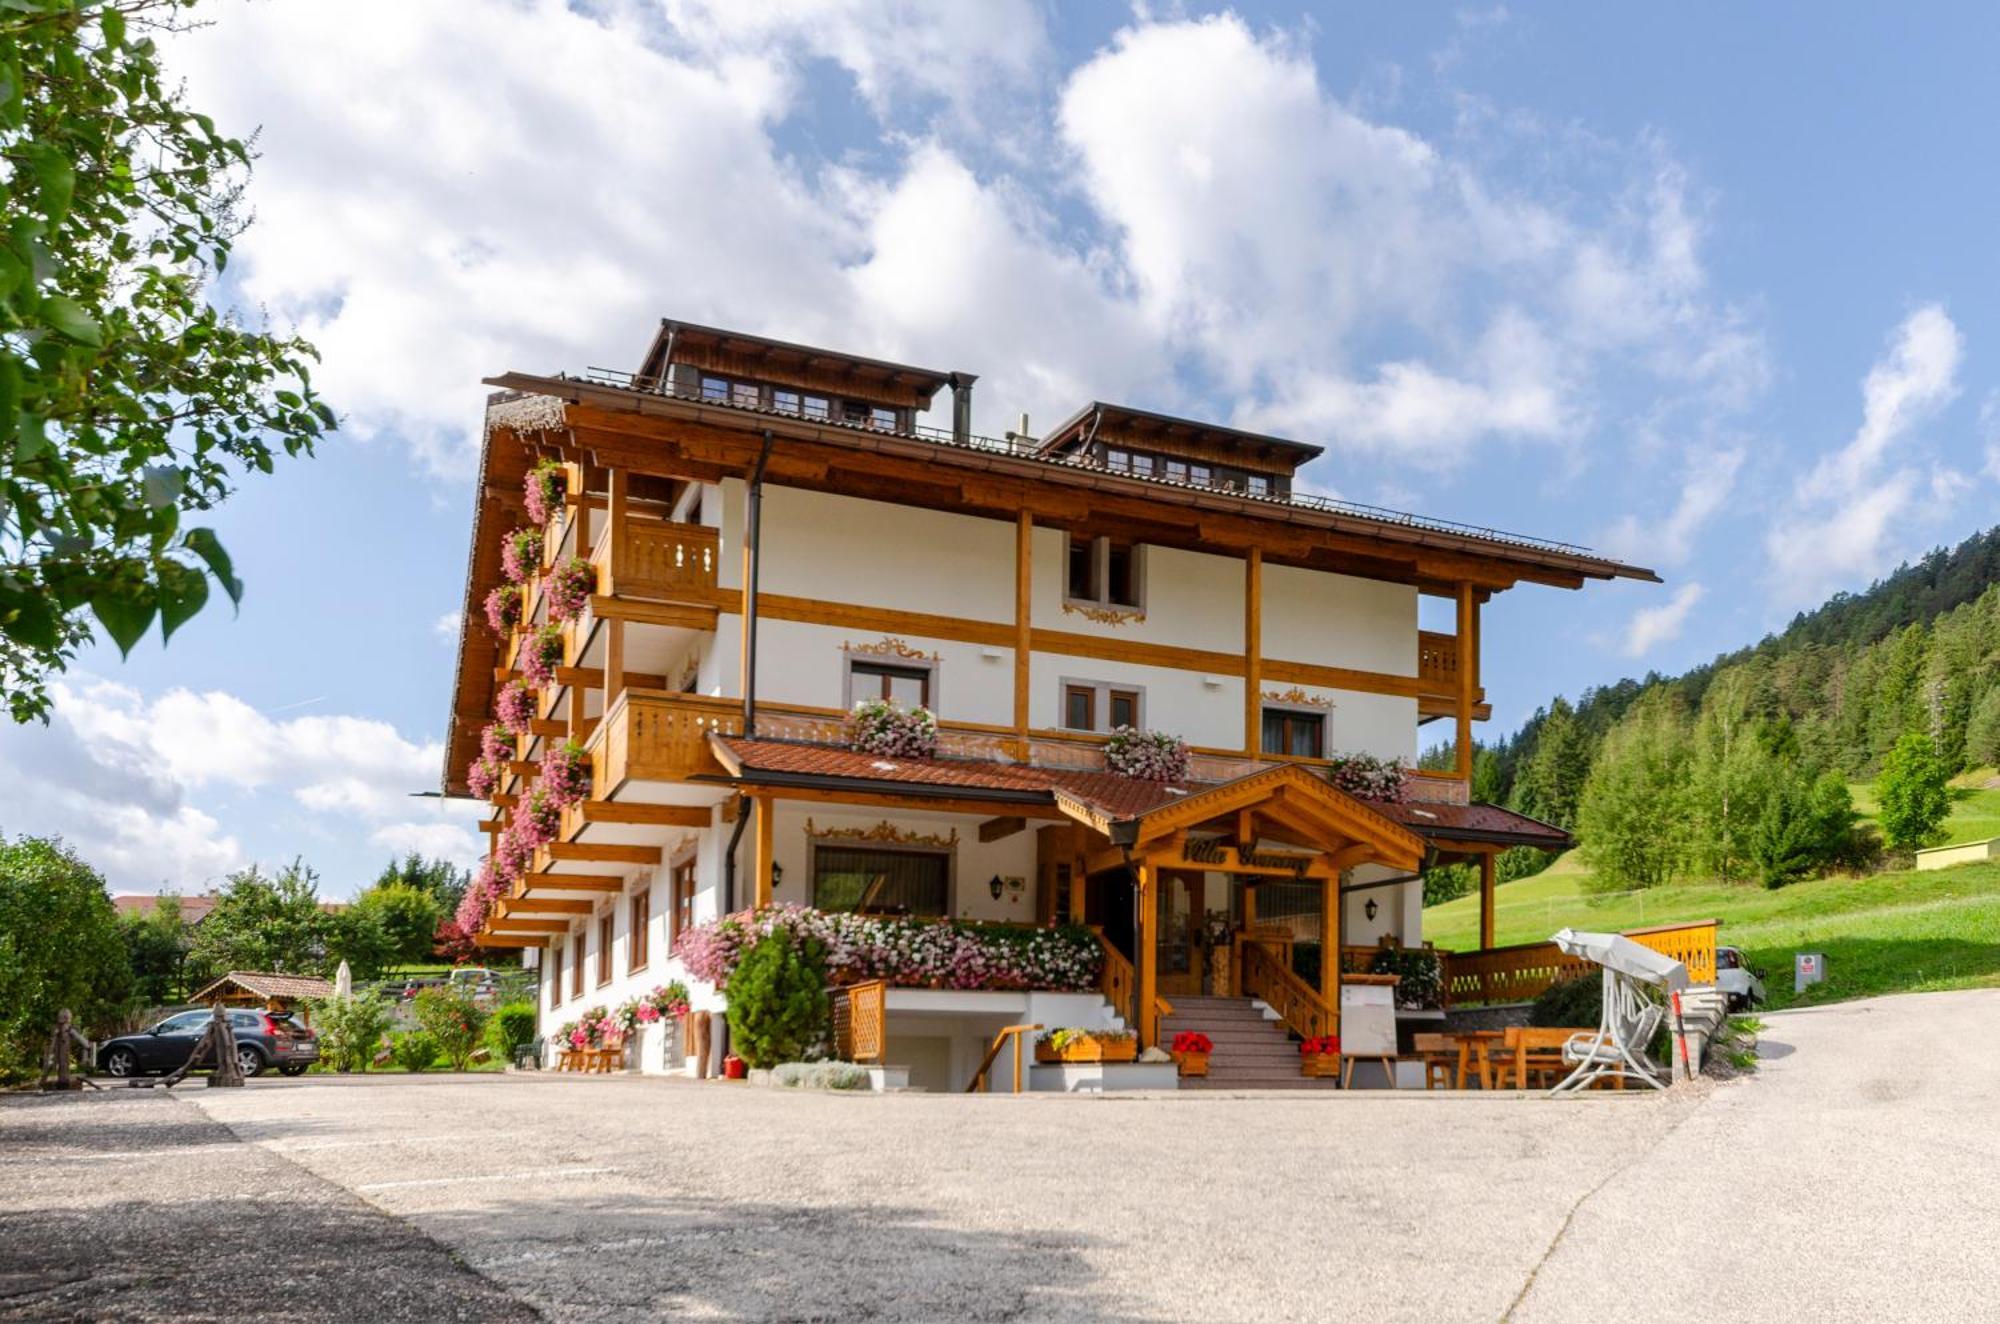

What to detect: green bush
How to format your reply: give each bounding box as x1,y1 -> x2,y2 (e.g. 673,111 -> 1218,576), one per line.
724,928 -> 829,1068
391,1031 -> 438,1073
310,994 -> 391,1073
487,1001 -> 538,1063
412,986 -> 488,1071
1878,731 -> 1951,852
773,1061 -> 870,1090
0,836 -> 134,1081
1529,973 -> 1600,1028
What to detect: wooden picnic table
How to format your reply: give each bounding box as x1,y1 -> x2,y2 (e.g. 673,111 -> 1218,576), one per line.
1455,1030 -> 1506,1090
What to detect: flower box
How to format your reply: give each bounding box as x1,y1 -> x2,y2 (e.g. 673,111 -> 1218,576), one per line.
1171,1049 -> 1211,1077
1300,1034 -> 1341,1078
1035,1031 -> 1138,1064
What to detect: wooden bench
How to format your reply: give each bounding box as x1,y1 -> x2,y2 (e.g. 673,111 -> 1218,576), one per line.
585,1030 -> 626,1074
1412,1033 -> 1458,1090
1495,1026 -> 1596,1090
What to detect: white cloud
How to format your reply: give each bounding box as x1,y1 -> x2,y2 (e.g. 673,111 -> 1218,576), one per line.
0,679 -> 480,893
1602,446 -> 1744,567
1624,582 -> 1705,657
1767,305 -> 1964,608
371,821 -> 485,863
433,610 -> 461,642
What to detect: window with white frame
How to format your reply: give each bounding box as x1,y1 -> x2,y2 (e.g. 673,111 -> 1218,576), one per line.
1064,534 -> 1144,610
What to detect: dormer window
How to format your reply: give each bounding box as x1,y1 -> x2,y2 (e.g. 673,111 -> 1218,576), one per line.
1066,533 -> 1144,610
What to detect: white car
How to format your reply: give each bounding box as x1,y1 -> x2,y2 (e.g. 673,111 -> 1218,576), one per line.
1715,946 -> 1767,1010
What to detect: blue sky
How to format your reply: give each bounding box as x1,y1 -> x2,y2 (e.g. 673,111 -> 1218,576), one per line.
7,2 -> 1998,897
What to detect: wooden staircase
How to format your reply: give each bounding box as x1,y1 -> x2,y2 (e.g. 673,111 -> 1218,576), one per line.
1160,996 -> 1340,1091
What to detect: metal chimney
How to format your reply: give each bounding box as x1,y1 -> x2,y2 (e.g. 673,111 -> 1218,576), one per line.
949,372 -> 978,445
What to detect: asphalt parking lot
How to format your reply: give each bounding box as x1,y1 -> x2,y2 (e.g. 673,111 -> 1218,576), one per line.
4,988 -> 1995,1322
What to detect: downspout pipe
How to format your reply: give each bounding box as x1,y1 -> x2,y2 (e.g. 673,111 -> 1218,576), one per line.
743,430 -> 774,737
714,789 -> 754,1073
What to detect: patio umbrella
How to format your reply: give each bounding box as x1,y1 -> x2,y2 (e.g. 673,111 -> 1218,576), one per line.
1550,929 -> 1689,992
334,960 -> 352,999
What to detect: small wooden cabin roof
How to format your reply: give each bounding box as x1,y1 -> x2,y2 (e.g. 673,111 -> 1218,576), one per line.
637,319 -> 963,407
1035,401 -> 1326,465
188,971 -> 335,1005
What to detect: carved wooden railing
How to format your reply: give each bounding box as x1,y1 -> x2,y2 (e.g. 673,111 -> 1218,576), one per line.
1441,920 -> 1719,1006
591,690 -> 741,793
966,1023 -> 1041,1093
595,515 -> 718,601
1239,939 -> 1338,1041
1417,630 -> 1460,694
832,980 -> 887,1063
1092,928 -> 1134,1028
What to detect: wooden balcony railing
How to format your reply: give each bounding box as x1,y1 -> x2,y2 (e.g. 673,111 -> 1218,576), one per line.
1239,939 -> 1337,1041
590,689 -> 742,794
594,515 -> 718,602
966,1023 -> 1041,1093
1441,919 -> 1719,1006
1417,630 -> 1460,695
1092,928 -> 1134,1028
832,979 -> 887,1063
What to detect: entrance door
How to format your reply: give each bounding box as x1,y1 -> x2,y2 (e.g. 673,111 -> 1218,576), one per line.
1157,872 -> 1206,997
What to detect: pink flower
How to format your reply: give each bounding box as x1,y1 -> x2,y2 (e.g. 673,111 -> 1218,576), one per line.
502,527 -> 544,584
483,584 -> 522,637
495,681 -> 537,735
520,624 -> 564,687
524,461 -> 566,526
466,757 -> 500,800
545,557 -> 597,623
539,741 -> 590,807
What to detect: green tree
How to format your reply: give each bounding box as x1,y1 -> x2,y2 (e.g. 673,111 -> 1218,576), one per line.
187,861 -> 329,981
1686,674 -> 1774,883
1965,686 -> 2000,770
0,835 -> 133,1076
1877,730 -> 1951,852
1,0 -> 332,722
725,928 -> 829,1068
119,893 -> 190,1004
371,853 -> 469,918
412,985 -> 489,1072
1577,695 -> 1692,891
323,904 -> 395,981
1512,697 -> 1593,830
350,882 -> 445,968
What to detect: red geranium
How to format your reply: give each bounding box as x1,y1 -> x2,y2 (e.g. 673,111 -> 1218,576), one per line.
1171,1031 -> 1212,1054
1300,1035 -> 1341,1057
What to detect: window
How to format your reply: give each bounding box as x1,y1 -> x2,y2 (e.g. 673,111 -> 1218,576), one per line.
671,862 -> 696,942
700,375 -> 729,403
772,389 -> 800,416
1063,685 -> 1094,731
801,394 -> 831,421
629,889 -> 650,972
570,933 -> 584,998
841,401 -> 870,426
595,913 -> 614,985
868,406 -> 897,432
1061,680 -> 1143,732
730,380 -> 760,410
1164,458 -> 1188,484
1104,447 -> 1131,473
846,658 -> 933,708
549,942 -> 563,1007
1129,453 -> 1155,478
1064,534 -> 1145,611
1246,474 -> 1271,497
1262,708 -> 1325,759
813,846 -> 950,917
1189,463 -> 1212,487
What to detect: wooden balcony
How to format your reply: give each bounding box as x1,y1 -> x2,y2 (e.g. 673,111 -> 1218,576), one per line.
592,515 -> 718,603
590,688 -> 742,794
1417,629 -> 1488,720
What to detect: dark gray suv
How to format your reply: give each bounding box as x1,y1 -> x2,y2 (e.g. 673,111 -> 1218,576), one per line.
97,1008 -> 320,1079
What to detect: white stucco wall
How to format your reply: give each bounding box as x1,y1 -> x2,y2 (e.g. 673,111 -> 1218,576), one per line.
1262,563 -> 1419,677
758,486 -> 1014,621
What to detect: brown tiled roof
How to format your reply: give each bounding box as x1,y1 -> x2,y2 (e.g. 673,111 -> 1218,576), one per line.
188,971 -> 337,1004
1370,800 -> 1571,850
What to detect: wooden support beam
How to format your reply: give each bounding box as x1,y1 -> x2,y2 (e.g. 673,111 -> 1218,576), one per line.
1014,512 -> 1033,754
603,617 -> 625,707
1319,871 -> 1337,1006
753,793 -> 775,909
1244,547 -> 1262,756
978,815 -> 1027,843
521,873 -> 626,893
497,897 -> 594,916
1135,860 -> 1158,1049
575,801 -> 712,828
735,783 -> 1065,820
546,842 -> 660,865
1323,842 -> 1376,872
1456,580 -> 1475,780
1479,851 -> 1496,950
586,596 -> 719,630
553,666 -> 667,691
486,918 -> 571,934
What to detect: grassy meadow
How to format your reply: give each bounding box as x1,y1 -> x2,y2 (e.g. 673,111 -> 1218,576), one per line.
1424,770 -> 2000,1010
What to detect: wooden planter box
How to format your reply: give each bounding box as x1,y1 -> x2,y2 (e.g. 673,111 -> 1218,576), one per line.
1300,1052 -> 1342,1079
1171,1049 -> 1210,1078
1036,1037 -> 1139,1065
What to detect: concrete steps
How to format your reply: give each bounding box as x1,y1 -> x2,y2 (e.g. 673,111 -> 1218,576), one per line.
1160,996 -> 1340,1091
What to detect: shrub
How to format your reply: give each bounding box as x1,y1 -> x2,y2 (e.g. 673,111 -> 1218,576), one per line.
412,986 -> 489,1071
724,928 -> 830,1069
1369,946 -> 1444,1010
1877,730 -> 1950,852
487,1002 -> 538,1062
391,1031 -> 438,1073
1529,973 -> 1601,1029
311,994 -> 392,1073
773,1060 -> 871,1090
1324,752 -> 1406,801
0,836 -> 134,1080
1105,726 -> 1190,782
849,698 -> 938,758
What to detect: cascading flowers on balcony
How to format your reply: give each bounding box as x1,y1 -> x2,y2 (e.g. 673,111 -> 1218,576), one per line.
483,583 -> 522,638
849,698 -> 939,758
502,526 -> 544,584
519,623 -> 564,687
545,556 -> 596,623
518,786 -> 561,849
455,862 -> 503,934
1324,752 -> 1407,803
524,459 -> 567,526
540,740 -> 590,807
466,754 -> 501,801
479,723 -> 515,765
495,679 -> 537,735
1105,725 -> 1190,782
493,820 -> 535,884
674,904 -> 1102,993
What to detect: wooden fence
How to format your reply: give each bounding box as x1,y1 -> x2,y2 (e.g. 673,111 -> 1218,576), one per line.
1440,919 -> 1719,1007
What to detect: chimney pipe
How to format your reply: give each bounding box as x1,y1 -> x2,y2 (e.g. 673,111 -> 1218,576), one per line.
949,372 -> 978,445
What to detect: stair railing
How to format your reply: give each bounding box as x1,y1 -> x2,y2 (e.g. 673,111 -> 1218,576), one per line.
966,1023 -> 1042,1093
1239,940 -> 1338,1041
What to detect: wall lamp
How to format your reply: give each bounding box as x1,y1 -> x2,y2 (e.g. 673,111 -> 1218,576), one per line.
1364,897 -> 1379,922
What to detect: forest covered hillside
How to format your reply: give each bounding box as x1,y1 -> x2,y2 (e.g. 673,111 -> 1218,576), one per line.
1432,525 -> 2000,892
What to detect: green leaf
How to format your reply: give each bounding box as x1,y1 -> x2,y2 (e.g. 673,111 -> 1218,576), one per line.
41,296 -> 102,347
91,588 -> 156,658
182,527 -> 243,606
30,146 -> 74,223
156,563 -> 209,642
101,6 -> 127,49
